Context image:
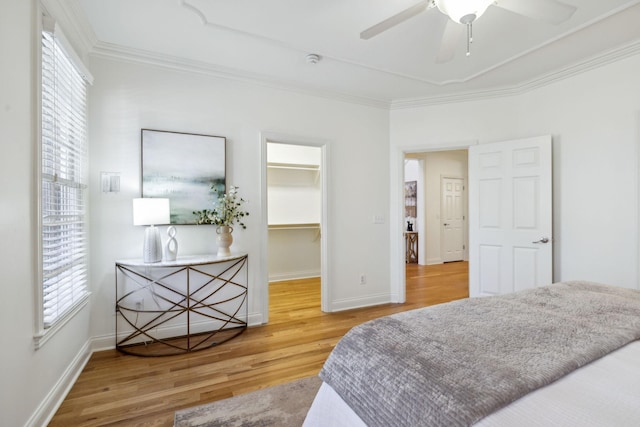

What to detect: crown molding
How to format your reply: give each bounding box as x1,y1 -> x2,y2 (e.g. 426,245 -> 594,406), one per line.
57,0 -> 640,112
90,36 -> 640,113
431,1 -> 640,86
49,0 -> 640,112
391,38 -> 640,109
90,42 -> 391,110
180,0 -> 640,90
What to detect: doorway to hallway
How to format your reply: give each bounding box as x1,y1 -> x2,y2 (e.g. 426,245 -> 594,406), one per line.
403,149 -> 469,305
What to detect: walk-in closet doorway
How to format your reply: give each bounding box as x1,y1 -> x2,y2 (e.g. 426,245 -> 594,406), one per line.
260,133 -> 329,323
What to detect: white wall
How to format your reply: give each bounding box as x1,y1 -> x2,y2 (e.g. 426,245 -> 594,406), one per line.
267,143 -> 321,225
88,55 -> 391,346
268,228 -> 321,281
1,2 -> 93,426
391,52 -> 640,290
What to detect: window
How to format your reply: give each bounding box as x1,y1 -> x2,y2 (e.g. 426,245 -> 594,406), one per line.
37,17 -> 93,343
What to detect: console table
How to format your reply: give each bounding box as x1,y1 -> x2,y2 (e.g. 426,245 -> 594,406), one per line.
405,232 -> 418,264
115,253 -> 248,356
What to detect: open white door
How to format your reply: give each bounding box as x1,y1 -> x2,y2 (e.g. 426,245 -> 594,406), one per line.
469,135 -> 552,297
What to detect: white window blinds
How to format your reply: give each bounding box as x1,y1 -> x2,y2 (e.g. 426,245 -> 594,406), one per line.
40,20 -> 91,328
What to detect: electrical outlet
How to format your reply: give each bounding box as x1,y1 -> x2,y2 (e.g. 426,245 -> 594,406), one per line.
359,274 -> 366,285
134,298 -> 144,310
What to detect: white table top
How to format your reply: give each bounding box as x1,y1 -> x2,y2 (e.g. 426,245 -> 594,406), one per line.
116,253 -> 247,267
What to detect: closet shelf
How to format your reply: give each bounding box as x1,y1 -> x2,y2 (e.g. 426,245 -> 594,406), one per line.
268,223 -> 320,230
267,162 -> 320,171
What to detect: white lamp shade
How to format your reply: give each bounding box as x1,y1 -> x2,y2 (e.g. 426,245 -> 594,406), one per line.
133,198 -> 170,226
435,0 -> 493,24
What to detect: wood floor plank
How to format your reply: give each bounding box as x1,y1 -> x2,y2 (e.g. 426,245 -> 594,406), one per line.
48,262 -> 468,426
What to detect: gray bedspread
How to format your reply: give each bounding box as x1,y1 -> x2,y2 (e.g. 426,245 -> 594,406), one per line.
319,281 -> 640,427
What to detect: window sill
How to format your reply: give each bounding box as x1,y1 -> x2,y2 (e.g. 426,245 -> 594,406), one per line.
33,292 -> 91,350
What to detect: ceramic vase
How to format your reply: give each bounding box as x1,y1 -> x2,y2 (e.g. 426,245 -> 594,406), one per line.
216,225 -> 233,257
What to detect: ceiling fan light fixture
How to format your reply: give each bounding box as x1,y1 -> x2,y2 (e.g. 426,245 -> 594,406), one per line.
435,0 -> 494,24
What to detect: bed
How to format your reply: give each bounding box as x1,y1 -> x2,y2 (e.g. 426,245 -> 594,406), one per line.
303,281 -> 640,426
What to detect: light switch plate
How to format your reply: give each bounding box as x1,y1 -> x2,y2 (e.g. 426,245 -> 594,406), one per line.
101,172 -> 121,193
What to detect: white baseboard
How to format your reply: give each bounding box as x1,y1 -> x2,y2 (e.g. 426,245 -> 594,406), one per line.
92,332 -> 116,353
426,258 -> 443,265
247,312 -> 263,326
268,270 -> 321,282
26,340 -> 92,427
329,292 -> 391,312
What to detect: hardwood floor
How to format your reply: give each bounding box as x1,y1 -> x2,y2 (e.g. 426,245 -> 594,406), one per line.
49,262 -> 468,426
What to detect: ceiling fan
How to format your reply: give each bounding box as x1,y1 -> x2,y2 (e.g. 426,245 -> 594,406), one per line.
361,0 -> 577,63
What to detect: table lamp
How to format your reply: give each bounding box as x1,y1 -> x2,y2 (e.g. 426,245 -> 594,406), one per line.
133,198 -> 170,263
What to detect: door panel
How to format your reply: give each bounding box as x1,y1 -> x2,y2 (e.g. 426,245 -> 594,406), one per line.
479,179 -> 501,228
479,245 -> 502,294
513,247 -> 538,291
442,177 -> 465,262
513,177 -> 538,229
469,135 -> 552,297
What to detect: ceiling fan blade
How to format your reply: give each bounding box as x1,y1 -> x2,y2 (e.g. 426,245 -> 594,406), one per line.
360,1 -> 431,40
495,0 -> 577,25
436,20 -> 464,63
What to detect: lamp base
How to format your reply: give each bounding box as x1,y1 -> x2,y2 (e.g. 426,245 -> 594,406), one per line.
143,225 -> 162,263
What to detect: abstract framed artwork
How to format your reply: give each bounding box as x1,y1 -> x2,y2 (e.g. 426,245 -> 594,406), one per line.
141,129 -> 226,224
405,180 -> 417,218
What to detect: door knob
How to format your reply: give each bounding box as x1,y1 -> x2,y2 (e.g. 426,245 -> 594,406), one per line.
532,237 -> 550,244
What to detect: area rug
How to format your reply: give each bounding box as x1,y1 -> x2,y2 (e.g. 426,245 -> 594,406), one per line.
174,376 -> 322,427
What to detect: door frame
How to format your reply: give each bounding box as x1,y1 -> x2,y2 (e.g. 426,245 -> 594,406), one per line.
391,141 -> 477,303
259,131 -> 330,323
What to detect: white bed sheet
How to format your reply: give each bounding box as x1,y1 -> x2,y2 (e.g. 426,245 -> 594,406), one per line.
303,340 -> 640,426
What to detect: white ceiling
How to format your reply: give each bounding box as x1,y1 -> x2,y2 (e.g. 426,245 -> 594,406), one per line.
64,0 -> 640,107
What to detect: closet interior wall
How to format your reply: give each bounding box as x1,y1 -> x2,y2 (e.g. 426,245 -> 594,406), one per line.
267,143 -> 322,282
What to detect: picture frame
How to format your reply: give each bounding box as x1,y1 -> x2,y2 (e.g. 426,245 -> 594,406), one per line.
405,180 -> 417,219
141,129 -> 226,224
